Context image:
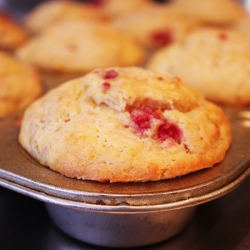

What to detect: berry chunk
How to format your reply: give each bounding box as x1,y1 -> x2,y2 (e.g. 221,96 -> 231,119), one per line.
157,122 -> 182,143
150,29 -> 173,47
218,32 -> 228,41
128,104 -> 182,143
104,69 -> 118,79
102,82 -> 111,90
129,106 -> 159,132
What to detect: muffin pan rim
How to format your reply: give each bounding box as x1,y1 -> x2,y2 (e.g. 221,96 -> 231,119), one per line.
0,105 -> 250,212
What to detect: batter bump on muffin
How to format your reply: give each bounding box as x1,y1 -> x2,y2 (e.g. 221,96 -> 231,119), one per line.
19,67 -> 232,182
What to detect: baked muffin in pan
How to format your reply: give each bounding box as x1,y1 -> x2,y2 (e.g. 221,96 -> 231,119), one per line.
19,67 -> 231,183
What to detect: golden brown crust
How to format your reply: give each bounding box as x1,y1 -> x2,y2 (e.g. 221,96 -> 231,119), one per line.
0,51 -> 43,117
19,67 -> 231,182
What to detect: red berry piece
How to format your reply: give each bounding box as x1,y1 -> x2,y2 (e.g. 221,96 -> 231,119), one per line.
128,104 -> 182,143
102,82 -> 111,90
129,106 -> 161,132
157,122 -> 182,143
150,29 -> 173,47
104,70 -> 118,79
218,32 -> 228,40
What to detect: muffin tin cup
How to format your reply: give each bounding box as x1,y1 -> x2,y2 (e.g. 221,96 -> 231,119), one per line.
46,204 -> 196,248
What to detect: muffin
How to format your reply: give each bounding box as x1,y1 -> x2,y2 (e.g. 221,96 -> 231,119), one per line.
171,0 -> 247,26
111,4 -> 199,50
148,28 -> 250,105
0,13 -> 28,50
22,0 -> 104,34
19,67 -> 231,183
15,20 -> 146,73
0,51 -> 42,118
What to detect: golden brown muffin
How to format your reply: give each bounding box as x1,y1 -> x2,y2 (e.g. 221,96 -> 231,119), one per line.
0,51 -> 43,118
19,67 -> 231,183
171,0 -> 247,26
111,4 -> 199,50
15,19 -> 146,73
22,0 -> 104,34
148,28 -> 250,105
0,13 -> 28,50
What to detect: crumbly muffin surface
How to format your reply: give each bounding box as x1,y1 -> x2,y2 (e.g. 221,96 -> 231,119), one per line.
19,67 -> 231,182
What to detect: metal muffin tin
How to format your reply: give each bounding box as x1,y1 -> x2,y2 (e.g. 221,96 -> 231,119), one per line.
0,105 -> 250,247
1,0 -> 250,246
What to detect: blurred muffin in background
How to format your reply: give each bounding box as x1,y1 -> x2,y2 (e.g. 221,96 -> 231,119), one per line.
22,0 -> 104,34
230,15 -> 250,35
170,0 -> 247,26
86,0 -> 155,19
148,28 -> 250,105
0,13 -> 28,51
111,3 -> 199,51
0,51 -> 42,118
15,19 -> 146,88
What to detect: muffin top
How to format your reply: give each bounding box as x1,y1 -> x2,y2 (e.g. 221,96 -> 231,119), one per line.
19,67 -> 231,183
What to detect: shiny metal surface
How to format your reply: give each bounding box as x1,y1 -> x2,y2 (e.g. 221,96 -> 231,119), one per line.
0,105 -> 250,212
46,203 -> 196,248
1,176 -> 250,250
